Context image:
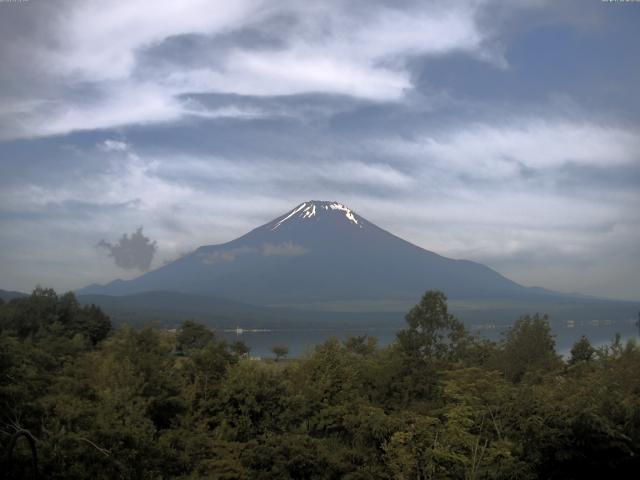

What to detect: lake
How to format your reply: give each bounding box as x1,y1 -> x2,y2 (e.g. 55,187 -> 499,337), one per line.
220,316 -> 640,359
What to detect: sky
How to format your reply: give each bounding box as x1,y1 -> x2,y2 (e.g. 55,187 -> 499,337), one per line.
0,0 -> 638,300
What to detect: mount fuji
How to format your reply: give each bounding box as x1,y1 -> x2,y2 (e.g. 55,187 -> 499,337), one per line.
78,200 -> 567,307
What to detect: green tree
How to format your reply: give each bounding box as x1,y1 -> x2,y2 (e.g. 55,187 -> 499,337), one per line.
72,303 -> 111,346
500,314 -> 561,383
177,320 -> 215,353
397,291 -> 466,361
231,340 -> 251,358
344,335 -> 378,356
216,361 -> 292,442
0,289 -> 110,345
182,338 -> 235,408
0,287 -> 58,338
291,338 -> 365,438
569,335 -> 595,365
240,433 -> 336,479
393,291 -> 467,403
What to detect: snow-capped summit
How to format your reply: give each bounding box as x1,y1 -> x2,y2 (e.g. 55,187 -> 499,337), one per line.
269,200 -> 361,231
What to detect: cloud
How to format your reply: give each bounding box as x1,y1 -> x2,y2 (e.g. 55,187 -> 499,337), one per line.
99,139 -> 130,152
378,119 -> 640,182
181,100 -> 272,120
0,0 -> 506,139
55,0 -> 259,81
199,242 -> 308,264
199,246 -> 256,264
3,87 -> 184,140
262,242 -> 308,256
150,154 -> 414,191
98,227 -> 158,271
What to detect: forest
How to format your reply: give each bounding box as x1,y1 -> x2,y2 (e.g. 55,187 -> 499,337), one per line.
1,288 -> 639,479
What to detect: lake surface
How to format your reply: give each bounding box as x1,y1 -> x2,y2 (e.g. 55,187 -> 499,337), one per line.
220,316 -> 640,359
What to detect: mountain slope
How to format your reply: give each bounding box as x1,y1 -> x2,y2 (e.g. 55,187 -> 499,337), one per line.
0,289 -> 28,301
76,290 -> 404,329
77,200 -> 572,305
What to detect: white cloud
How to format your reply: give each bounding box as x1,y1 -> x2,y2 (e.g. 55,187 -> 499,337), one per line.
0,84 -> 281,139
181,101 -> 271,120
1,86 -> 184,140
99,139 -> 130,152
165,55 -> 410,101
347,5 -> 484,60
379,120 -> 640,182
0,0 -> 502,138
149,154 -> 414,190
162,2 -> 486,101
54,0 -> 262,81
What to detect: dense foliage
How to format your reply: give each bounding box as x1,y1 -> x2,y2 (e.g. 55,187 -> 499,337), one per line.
1,289 -> 639,479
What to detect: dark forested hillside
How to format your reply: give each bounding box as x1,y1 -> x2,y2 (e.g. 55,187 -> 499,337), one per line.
0,289 -> 28,302
1,288 -> 639,479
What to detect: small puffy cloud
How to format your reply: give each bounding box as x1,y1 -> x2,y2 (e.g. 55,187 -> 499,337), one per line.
98,227 -> 157,271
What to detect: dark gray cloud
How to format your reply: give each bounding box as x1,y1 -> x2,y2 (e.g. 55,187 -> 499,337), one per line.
98,228 -> 157,271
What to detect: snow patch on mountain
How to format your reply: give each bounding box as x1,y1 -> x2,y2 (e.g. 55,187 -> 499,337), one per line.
270,202 -> 308,230
302,204 -> 316,219
270,201 -> 361,230
328,202 -> 359,225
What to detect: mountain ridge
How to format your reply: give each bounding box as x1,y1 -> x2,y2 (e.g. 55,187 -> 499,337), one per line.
76,200 -> 590,305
